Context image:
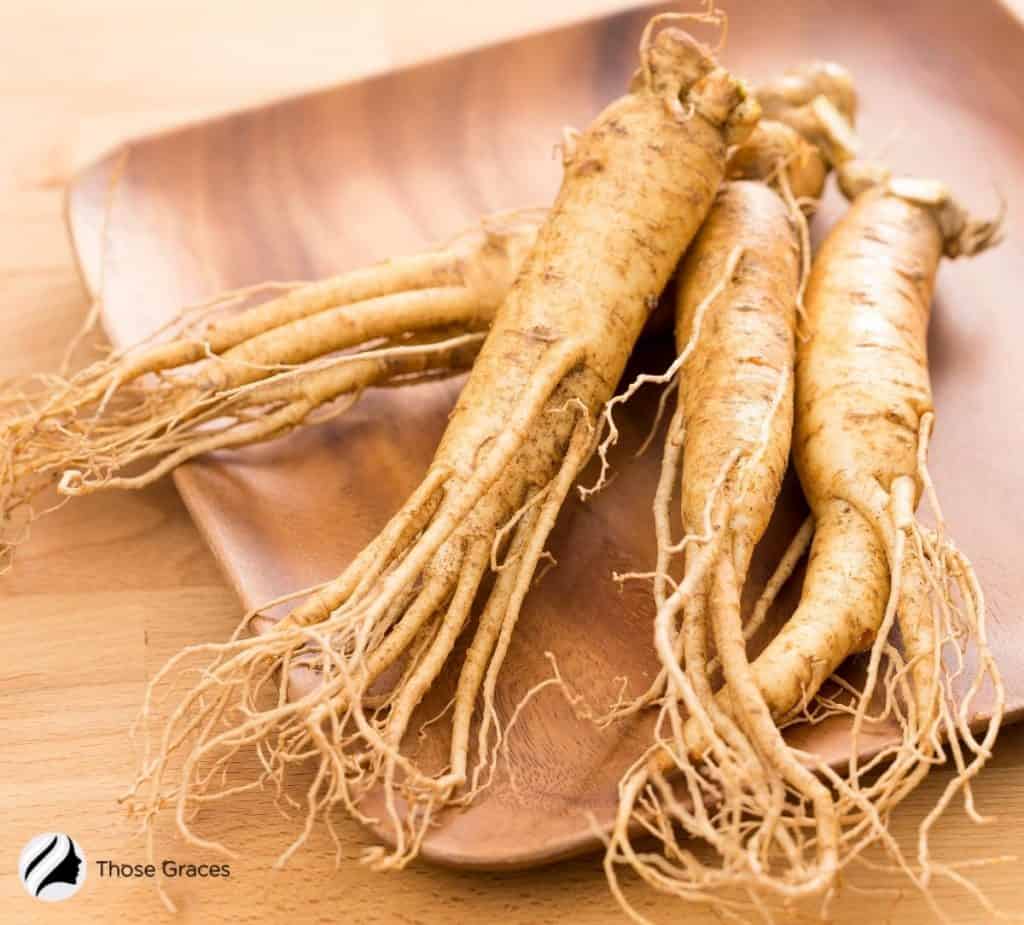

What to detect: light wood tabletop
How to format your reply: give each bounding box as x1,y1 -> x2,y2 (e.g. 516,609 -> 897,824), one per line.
1,2 -> 1022,923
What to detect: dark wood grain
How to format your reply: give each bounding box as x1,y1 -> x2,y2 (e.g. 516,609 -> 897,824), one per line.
67,0 -> 1024,870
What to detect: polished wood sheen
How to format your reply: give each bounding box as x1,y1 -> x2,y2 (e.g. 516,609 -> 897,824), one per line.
67,0 -> 1024,871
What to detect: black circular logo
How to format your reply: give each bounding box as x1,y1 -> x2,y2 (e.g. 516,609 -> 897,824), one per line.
18,833 -> 87,902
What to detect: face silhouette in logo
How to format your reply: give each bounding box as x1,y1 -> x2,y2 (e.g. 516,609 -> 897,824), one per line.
19,833 -> 87,901
32,839 -> 82,896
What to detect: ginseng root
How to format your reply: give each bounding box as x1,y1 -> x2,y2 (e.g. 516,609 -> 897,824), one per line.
0,209 -> 543,569
594,63 -> 853,917
741,174 -> 1004,903
123,21 -> 758,872
604,178 -> 809,912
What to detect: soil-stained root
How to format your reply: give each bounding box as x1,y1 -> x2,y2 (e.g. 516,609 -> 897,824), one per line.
755,177 -> 1004,906
604,179 -> 808,915
0,209 -> 543,570
609,177 -> 1003,921
123,23 -> 758,872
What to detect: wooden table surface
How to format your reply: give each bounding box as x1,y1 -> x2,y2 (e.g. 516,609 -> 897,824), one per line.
1,2 -> 1022,922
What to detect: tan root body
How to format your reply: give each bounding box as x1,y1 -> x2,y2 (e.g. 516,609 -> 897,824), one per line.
0,210 -> 543,570
605,175 -> 806,915
125,24 -> 758,874
737,179 -> 1004,908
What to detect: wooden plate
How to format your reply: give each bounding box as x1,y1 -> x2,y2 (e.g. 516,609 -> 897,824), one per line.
67,0 -> 1024,871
